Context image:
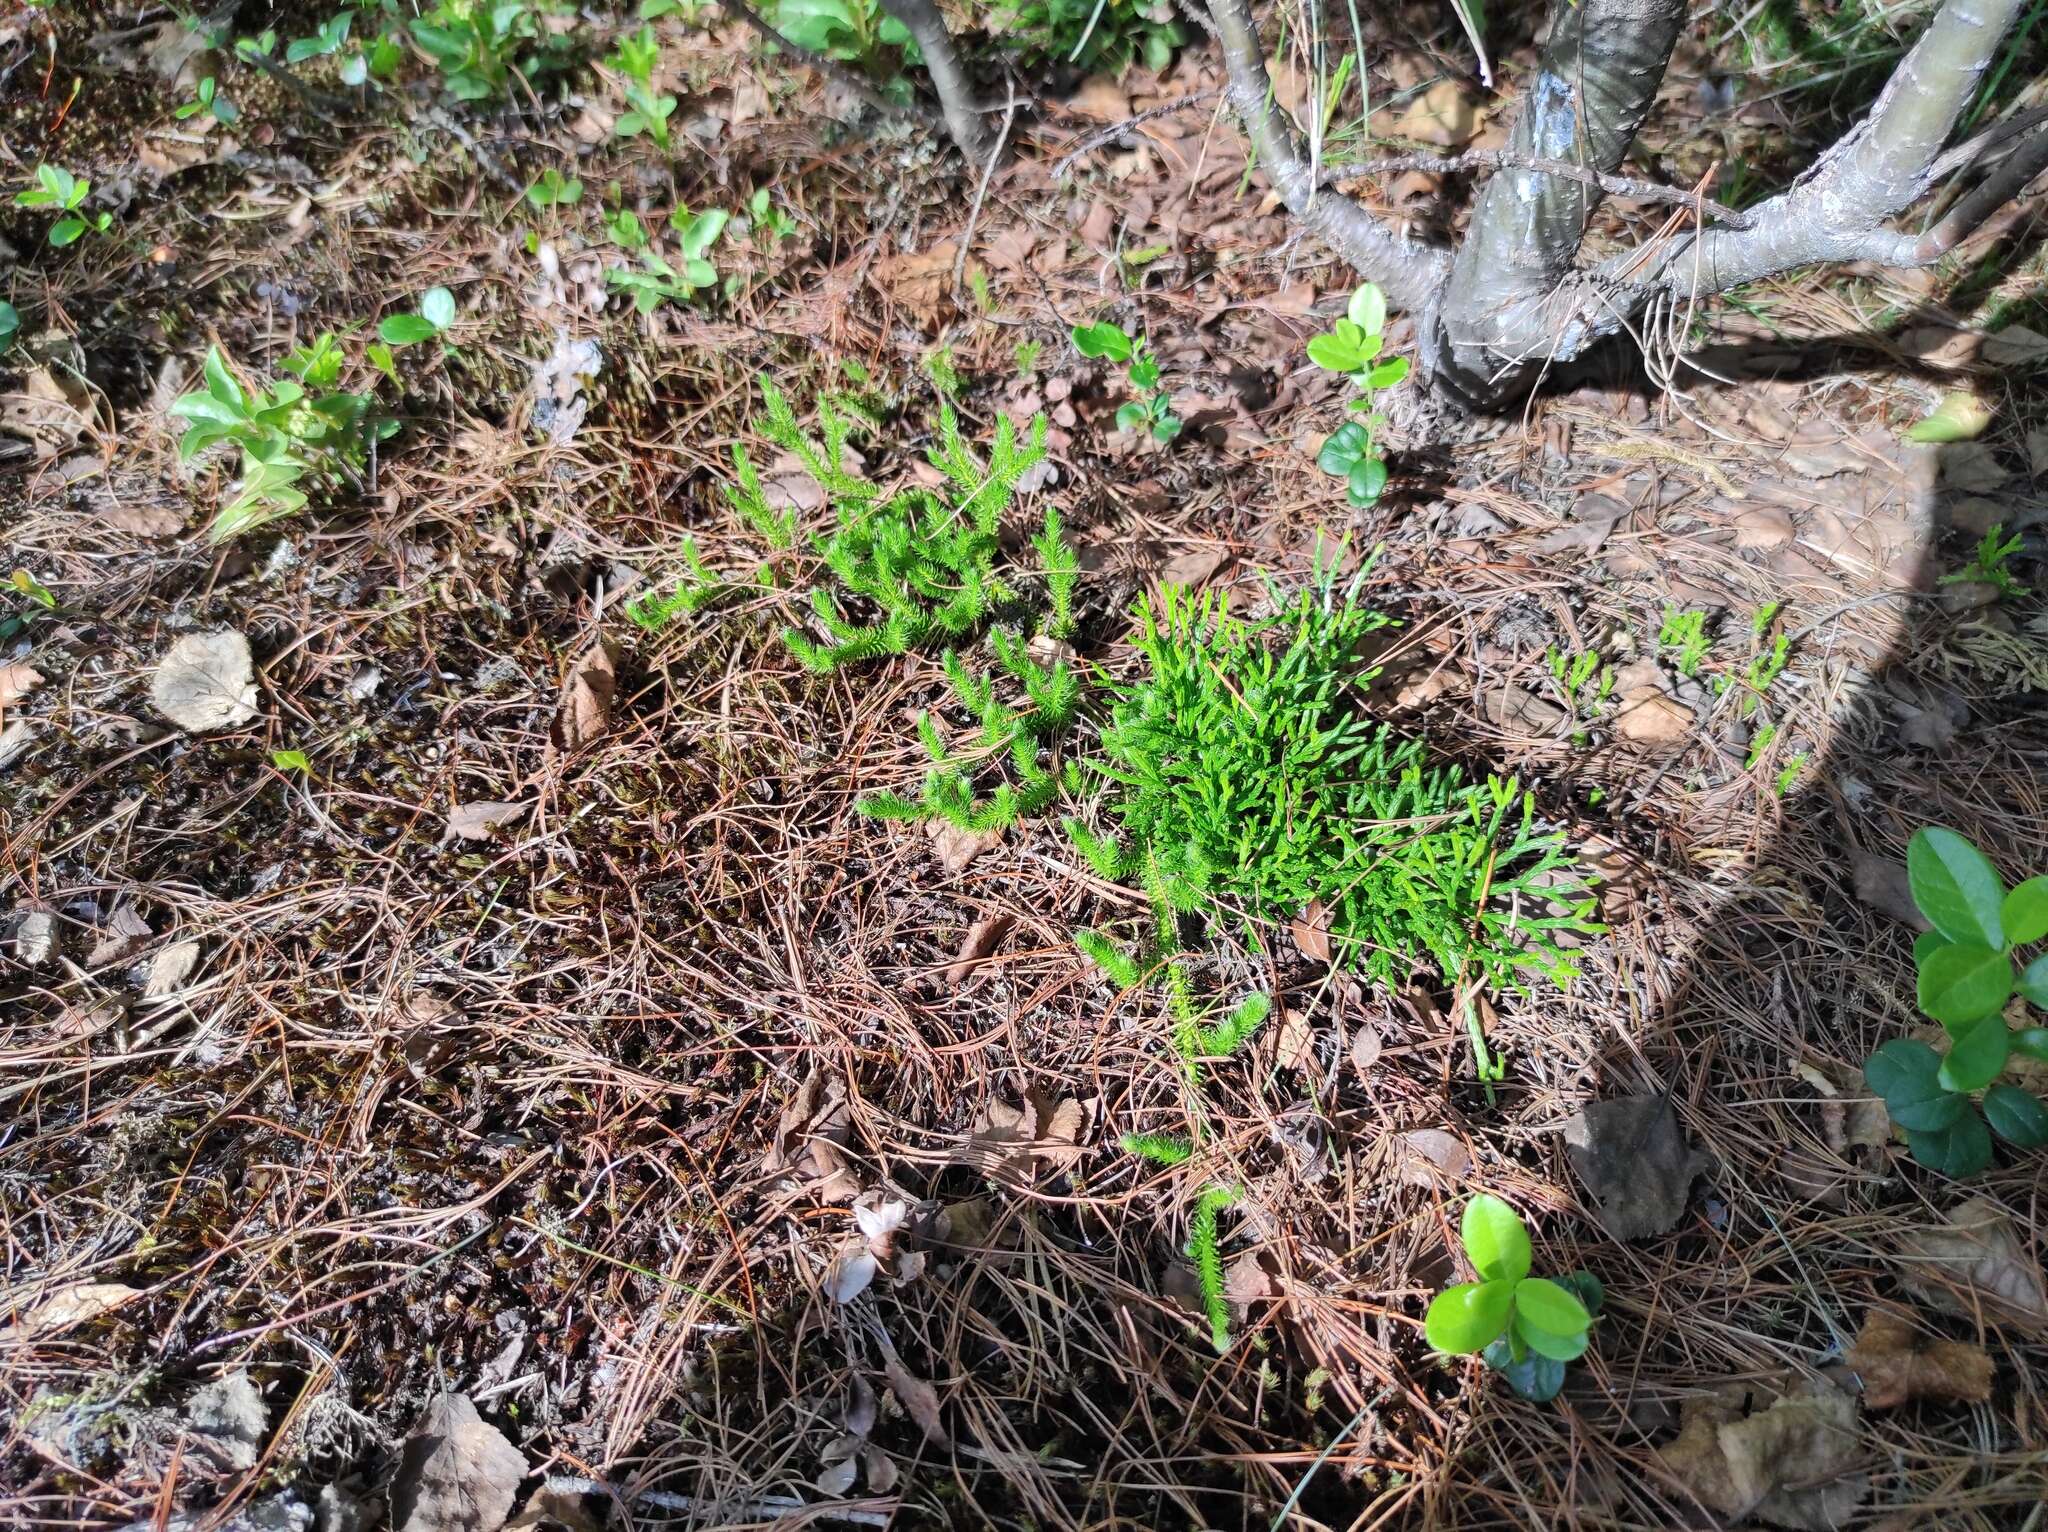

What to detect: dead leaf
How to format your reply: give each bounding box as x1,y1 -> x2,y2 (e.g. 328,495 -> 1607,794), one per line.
443,801 -> 533,843
1066,75 -> 1130,122
1290,899 -> 1332,964
1610,660 -> 1694,748
100,502 -> 186,537
862,1447 -> 898,1493
2026,428 -> 2048,477
1273,1009 -> 1315,1071
1733,504 -> 1796,550
505,1479 -> 601,1532
885,1355 -> 946,1444
1850,852 -> 1930,930
1794,1057 -> 1890,1160
765,1066 -> 860,1202
1563,1095 -> 1713,1240
1158,546 -> 1230,590
1981,324 -> 2048,368
1,1280 -> 144,1339
1350,1024 -> 1383,1077
88,905 -> 152,968
553,638 -> 616,752
1224,1249 -> 1281,1305
1531,491 -> 1630,554
0,664 -> 41,707
1893,1196 -> 2048,1331
1394,79 -> 1483,146
1940,442 -> 2009,493
824,1247 -> 880,1305
1847,1311 -> 1992,1410
926,816 -> 1000,874
873,242 -> 959,315
944,911 -> 1015,988
0,367 -> 92,459
1481,681 -> 1569,734
150,629 -> 259,732
1394,1128 -> 1472,1188
142,937 -> 202,999
1657,1379 -> 1867,1530
391,1394 -> 527,1532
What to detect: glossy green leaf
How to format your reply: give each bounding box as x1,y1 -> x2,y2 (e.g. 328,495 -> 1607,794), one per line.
1306,332 -> 1364,373
1460,1194 -> 1530,1283
1347,282 -> 1387,336
1512,1277 -> 1590,1338
2011,1025 -> 2048,1062
1317,423 -> 1367,475
1908,827 -> 2006,949
1553,1270 -> 1604,1317
1347,456 -> 1387,506
1114,401 -> 1148,433
1865,1037 -> 1964,1131
1070,322 -> 1131,363
2005,878 -> 2048,948
1981,1084 -> 2048,1148
271,749 -> 312,772
1906,1108 -> 1992,1177
2021,954 -> 2048,1010
1366,356 -> 1410,389
1424,1279 -> 1514,1354
1512,1304 -> 1591,1361
419,286 -> 456,332
1481,1335 -> 1563,1401
1914,929 -> 1952,966
378,313 -> 438,346
1916,941 -> 2012,1027
1937,1013 -> 2011,1093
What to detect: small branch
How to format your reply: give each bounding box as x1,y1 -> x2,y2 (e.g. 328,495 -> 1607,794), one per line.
878,0 -> 990,161
1051,90 -> 1220,180
714,0 -> 939,132
954,82 -> 1019,296
1914,127 -> 2048,260
1202,0 -> 1448,312
1330,149 -> 1756,228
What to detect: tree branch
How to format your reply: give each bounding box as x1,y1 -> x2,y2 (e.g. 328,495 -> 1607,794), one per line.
877,0 -> 990,162
1914,126 -> 2048,260
1331,148 -> 1755,228
1202,0 -> 1448,313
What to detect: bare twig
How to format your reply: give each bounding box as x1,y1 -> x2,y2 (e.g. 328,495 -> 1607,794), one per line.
1050,89 -> 1221,179
954,81 -> 1019,297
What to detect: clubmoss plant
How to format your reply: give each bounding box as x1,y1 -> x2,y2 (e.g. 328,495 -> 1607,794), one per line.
1067,575 -> 1598,993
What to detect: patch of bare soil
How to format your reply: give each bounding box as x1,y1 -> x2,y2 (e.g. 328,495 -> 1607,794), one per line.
5,3 -> 2048,1530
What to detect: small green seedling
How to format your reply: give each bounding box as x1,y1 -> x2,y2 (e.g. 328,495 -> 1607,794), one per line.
606,209 -> 650,250
2,568 -> 59,643
607,252 -> 707,313
0,302 -> 19,349
14,165 -> 112,247
271,748 -> 313,773
170,342 -> 397,541
1426,1194 -> 1602,1403
1309,283 -> 1411,506
1864,827 -> 2048,1177
748,186 -> 797,246
526,168 -> 584,209
1545,646 -> 1613,744
176,75 -> 239,123
286,12 -> 352,62
1658,606 -> 1711,678
1071,321 -> 1180,443
610,25 -> 676,148
1941,524 -> 2028,602
770,0 -> 913,72
377,286 -> 457,347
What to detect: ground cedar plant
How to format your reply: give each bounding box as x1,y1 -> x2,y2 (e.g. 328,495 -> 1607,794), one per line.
1864,827 -> 2048,1175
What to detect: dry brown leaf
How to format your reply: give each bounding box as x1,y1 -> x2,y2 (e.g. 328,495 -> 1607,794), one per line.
1847,1310 -> 1992,1410
1563,1095 -> 1713,1240
1,1280 -> 144,1339
99,502 -> 185,537
765,1066 -> 860,1202
1291,899 -> 1332,964
1350,1024 -> 1383,1078
1066,74 -> 1130,122
1272,1008 -> 1315,1072
1850,852 -> 1929,930
0,663 -> 41,707
1394,1128 -> 1472,1188
1394,79 -> 1484,146
1481,681 -> 1569,734
1610,660 -> 1694,747
1657,1380 -> 1867,1530
1893,1196 -> 2048,1331
151,629 -> 259,732
0,367 -> 92,459
873,242 -> 959,315
443,800 -> 533,843
926,816 -> 1000,874
1158,546 -> 1230,589
505,1479 -> 601,1532
944,911 -> 1015,989
885,1354 -> 946,1444
964,1096 -> 1036,1182
1794,1057 -> 1890,1160
391,1394 -> 527,1532
142,937 -> 202,999
1981,324 -> 2048,367
553,638 -> 616,752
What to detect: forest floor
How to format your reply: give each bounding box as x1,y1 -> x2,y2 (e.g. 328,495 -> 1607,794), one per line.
4,2 -> 2048,1529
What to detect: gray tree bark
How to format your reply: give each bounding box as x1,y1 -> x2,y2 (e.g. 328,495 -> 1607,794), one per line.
878,0 -> 991,164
